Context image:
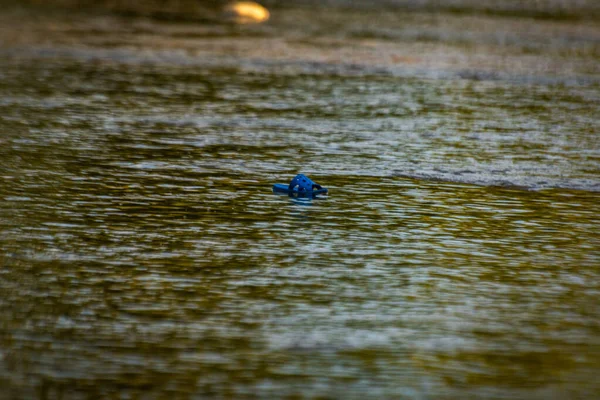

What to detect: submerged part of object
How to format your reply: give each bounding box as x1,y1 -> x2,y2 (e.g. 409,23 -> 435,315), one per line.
273,174 -> 328,196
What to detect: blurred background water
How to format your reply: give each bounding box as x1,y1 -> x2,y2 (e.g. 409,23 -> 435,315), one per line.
0,1 -> 599,399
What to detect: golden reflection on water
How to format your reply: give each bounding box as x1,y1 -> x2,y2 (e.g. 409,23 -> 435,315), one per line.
223,1 -> 270,24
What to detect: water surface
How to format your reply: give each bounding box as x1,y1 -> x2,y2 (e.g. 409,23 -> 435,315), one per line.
0,2 -> 599,399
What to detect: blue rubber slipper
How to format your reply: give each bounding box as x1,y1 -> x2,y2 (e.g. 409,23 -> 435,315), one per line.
273,174 -> 328,196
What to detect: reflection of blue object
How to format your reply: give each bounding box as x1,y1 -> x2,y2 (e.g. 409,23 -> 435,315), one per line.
273,174 -> 328,197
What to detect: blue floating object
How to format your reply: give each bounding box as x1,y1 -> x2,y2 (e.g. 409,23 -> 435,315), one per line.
273,174 -> 328,196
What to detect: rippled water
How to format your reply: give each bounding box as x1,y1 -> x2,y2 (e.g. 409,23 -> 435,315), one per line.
1,2 -> 600,399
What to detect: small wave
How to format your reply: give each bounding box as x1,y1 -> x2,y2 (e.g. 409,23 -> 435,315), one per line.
394,171 -> 600,192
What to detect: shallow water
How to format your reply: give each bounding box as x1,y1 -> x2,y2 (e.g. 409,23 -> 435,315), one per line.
1,2 -> 599,399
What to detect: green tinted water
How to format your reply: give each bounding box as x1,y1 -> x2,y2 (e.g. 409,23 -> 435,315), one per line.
0,3 -> 599,399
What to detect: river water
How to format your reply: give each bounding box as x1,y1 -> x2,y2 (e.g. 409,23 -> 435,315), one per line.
0,2 -> 599,399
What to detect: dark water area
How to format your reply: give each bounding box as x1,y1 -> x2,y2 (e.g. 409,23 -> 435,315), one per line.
1,1 -> 599,399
